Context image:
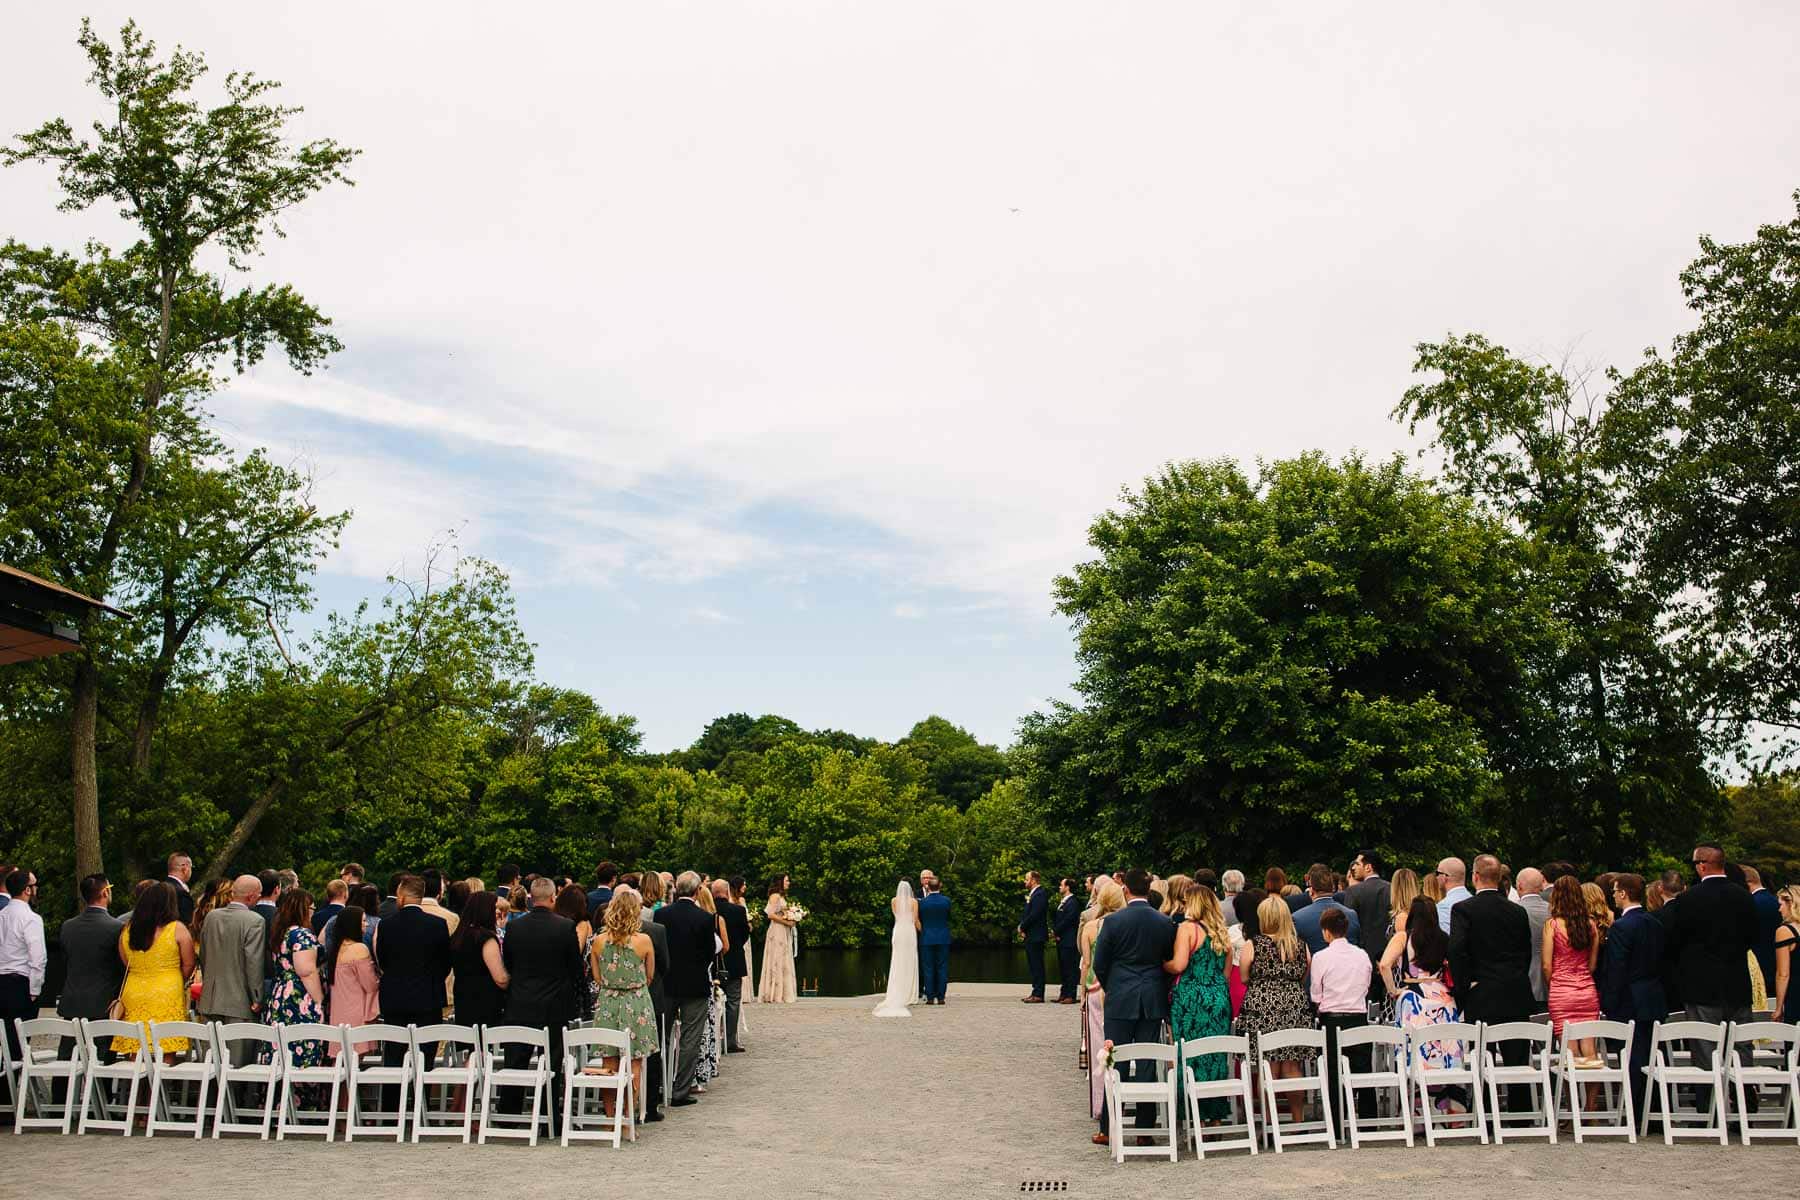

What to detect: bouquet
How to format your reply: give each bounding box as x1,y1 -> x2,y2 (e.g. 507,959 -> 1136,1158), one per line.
1102,1039 -> 1115,1072
784,903 -> 809,924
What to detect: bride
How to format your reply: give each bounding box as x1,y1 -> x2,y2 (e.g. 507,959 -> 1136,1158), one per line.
873,880 -> 921,1017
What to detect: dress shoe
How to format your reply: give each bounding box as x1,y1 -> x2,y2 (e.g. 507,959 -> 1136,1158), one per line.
1022,995 -> 1045,1003
1091,1132 -> 1109,1146
727,1045 -> 747,1053
671,1095 -> 698,1107
1056,997 -> 1078,1005
644,1109 -> 665,1123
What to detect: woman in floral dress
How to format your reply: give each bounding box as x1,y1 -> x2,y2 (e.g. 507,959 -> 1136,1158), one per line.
261,890 -> 327,1081
1235,896 -> 1315,1124
589,888 -> 658,1117
759,875 -> 798,1004
1165,884 -> 1233,1119
1381,896 -> 1466,1114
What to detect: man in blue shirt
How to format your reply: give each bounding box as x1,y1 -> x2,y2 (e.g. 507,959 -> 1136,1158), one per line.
917,872 -> 952,1005
1436,856 -> 1471,933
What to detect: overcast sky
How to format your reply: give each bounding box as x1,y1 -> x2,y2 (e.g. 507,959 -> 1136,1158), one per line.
5,3 -> 1797,750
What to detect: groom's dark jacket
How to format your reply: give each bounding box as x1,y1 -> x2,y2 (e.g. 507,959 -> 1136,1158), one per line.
1019,885 -> 1049,944
1091,899 -> 1176,1021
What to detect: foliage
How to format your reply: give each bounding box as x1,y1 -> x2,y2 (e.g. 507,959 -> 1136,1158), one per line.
1723,775 -> 1800,886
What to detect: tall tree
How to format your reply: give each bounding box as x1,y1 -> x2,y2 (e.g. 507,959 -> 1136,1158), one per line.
0,20 -> 357,878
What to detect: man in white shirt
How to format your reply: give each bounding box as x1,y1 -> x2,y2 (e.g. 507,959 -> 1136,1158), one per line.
0,867 -> 47,1061
1435,857 -> 1472,933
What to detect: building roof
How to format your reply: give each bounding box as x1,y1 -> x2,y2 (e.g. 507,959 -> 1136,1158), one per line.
0,563 -> 131,666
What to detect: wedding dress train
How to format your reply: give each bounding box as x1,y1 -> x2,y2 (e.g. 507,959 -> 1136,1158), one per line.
873,881 -> 920,1018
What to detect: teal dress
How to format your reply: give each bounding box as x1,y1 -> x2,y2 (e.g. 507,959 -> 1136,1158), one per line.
590,937 -> 659,1059
1170,931 -> 1233,1118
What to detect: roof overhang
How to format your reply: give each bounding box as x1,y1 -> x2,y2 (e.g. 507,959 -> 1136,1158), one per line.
0,563 -> 131,665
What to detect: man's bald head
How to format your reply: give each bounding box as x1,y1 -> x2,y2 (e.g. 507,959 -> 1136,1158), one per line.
1516,867 -> 1545,896
1471,855 -> 1503,887
710,879 -> 731,902
1437,857 -> 1467,886
232,874 -> 262,902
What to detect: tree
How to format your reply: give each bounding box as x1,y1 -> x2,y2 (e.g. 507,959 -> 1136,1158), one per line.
0,20 -> 357,878
897,715 -> 1012,810
1019,454 -> 1548,872
1610,192 -> 1800,760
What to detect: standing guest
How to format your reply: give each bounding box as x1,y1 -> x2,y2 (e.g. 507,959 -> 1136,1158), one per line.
1656,868 -> 1688,1012
587,861 -> 619,917
325,906 -> 380,1060
690,885 -> 726,1091
164,853 -> 196,924
1593,872 -> 1619,914
1052,878 -> 1082,1004
1664,843 -> 1759,1095
1771,885 -> 1798,1023
1019,870 -> 1050,1003
500,877 -> 584,1123
589,887 -> 657,1118
1449,855 -> 1534,1108
1746,866 -> 1781,995
1160,875 -> 1193,921
1582,882 -> 1615,951
311,878 -> 348,936
1544,876 -> 1603,1060
1421,867 -> 1446,905
761,875 -> 801,1004
639,869 -> 665,913
729,876 -> 755,1006
190,879 -> 232,941
1092,869 -> 1177,1141
254,869 -> 281,936
1514,867 -> 1551,1008
339,862 -> 366,886
1164,883 -> 1233,1121
378,872 -> 405,921
1292,863 -> 1360,955
1079,877 -> 1126,1139
1311,906 -> 1374,1137
376,875 -> 453,1076
419,869 -> 460,936
1219,870 -> 1246,925
0,866 -> 12,913
631,880 -> 672,1123
917,873 -> 951,1006
713,879 -> 751,1050
261,889 -> 326,1077
1344,851 -> 1390,961
450,890 -> 509,1028
1600,873 -> 1668,1115
1237,895 -> 1315,1124
443,879 -> 471,918
198,876 -> 267,1064
1383,896 -> 1466,1115
1435,857 -> 1471,933
464,876 -> 485,894
495,863 -> 521,896
58,874 -> 124,1065
656,872 -> 718,1107
1645,879 -> 1666,912
555,883 -> 596,1018
1226,886 -> 1267,1018
112,882 -> 195,1061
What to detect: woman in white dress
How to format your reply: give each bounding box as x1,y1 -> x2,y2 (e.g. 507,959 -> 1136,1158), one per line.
873,880 -> 922,1018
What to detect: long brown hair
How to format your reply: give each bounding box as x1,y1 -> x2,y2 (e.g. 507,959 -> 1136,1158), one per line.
128,881 -> 179,952
1550,875 -> 1593,951
271,888 -> 314,954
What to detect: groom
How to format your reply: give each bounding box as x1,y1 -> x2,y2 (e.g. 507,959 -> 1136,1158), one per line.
917,871 -> 951,1005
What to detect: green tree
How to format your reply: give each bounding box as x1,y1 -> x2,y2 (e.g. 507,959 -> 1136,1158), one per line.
1724,775 -> 1800,887
0,20 -> 357,878
898,715 -> 1012,809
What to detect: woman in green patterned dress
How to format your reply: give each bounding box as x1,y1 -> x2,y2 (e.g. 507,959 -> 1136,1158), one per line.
1164,883 -> 1233,1119
588,887 -> 659,1118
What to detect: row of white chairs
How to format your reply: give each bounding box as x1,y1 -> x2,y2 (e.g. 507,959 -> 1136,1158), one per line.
5,1017 -> 639,1148
1104,1018 -> 1800,1163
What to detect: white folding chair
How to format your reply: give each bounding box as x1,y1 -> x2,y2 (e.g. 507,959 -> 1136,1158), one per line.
76,1019 -> 151,1135
1104,1042 -> 1178,1162
1724,1021 -> 1800,1145
1481,1021 -> 1555,1143
1336,1026 -> 1412,1148
275,1024 -> 348,1140
662,1016 -> 679,1109
1639,1020 -> 1728,1144
146,1021 -> 218,1138
211,1022 -> 280,1139
0,1026 -> 18,1120
562,1026 -> 635,1147
1256,1029 -> 1334,1152
478,1025 -> 552,1146
1178,1035 -> 1257,1157
1408,1022 -> 1486,1146
1552,1019 -> 1636,1142
412,1024 -> 481,1142
12,1017 -> 84,1134
343,1024 -> 413,1141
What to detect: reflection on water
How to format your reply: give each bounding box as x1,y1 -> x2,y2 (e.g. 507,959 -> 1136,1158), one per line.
765,939 -> 1079,997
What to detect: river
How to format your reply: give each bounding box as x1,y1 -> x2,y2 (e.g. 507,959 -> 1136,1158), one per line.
771,939 -> 1075,997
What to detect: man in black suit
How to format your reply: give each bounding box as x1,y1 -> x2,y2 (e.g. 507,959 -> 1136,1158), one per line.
1052,878 -> 1082,1004
656,872 -> 717,1106
164,852 -> 195,925
1343,851 -> 1391,1004
377,871 -> 405,921
375,874 -> 453,1101
1600,873 -> 1668,1116
712,879 -> 751,1051
1091,868 -> 1177,1141
499,876 -> 585,1122
586,861 -> 618,919
1449,854 -> 1534,1109
1663,843 -> 1758,1098
1018,870 -> 1049,1003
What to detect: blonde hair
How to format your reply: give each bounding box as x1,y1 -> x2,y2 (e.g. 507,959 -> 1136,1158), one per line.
1776,885 -> 1800,916
1183,884 -> 1229,957
1090,877 -> 1125,921
694,886 -> 717,915
1389,868 -> 1420,920
603,888 -> 643,945
1160,875 -> 1193,916
1582,882 -> 1614,932
1256,895 -> 1302,963
1422,870 -> 1446,903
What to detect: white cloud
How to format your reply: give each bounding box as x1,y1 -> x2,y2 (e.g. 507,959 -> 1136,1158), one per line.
682,606 -> 738,626
892,603 -> 927,620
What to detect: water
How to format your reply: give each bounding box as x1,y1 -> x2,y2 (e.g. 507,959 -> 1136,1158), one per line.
777,940 -> 1079,997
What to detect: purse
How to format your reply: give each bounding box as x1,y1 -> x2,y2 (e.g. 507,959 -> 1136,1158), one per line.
107,954 -> 133,1021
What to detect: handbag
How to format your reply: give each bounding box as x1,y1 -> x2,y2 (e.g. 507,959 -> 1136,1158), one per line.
107,953 -> 133,1022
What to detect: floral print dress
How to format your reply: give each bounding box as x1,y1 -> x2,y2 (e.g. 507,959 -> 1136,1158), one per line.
1235,935 -> 1316,1063
1170,932 -> 1233,1118
261,926 -> 327,1068
591,937 -> 659,1060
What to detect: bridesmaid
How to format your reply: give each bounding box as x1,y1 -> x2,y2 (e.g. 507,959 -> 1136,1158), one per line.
1079,877 -> 1125,1145
1165,883 -> 1233,1120
759,875 -> 798,1004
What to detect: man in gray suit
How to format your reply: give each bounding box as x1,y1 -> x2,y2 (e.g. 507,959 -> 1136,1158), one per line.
198,875 -> 267,1064
1513,867 -> 1551,1007
58,873 -> 125,1068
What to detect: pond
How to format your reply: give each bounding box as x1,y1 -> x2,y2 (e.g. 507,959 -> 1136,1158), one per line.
771,938 -> 1077,997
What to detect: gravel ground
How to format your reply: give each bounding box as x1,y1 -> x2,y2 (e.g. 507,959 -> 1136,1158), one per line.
4,985 -> 1785,1199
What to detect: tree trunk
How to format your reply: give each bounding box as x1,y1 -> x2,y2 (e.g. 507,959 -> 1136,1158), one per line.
70,655 -> 104,881
203,779 -> 285,880
130,669 -> 167,773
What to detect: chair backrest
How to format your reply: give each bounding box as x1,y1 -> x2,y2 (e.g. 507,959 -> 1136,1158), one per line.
1337,1025 -> 1407,1051
150,1020 -> 215,1058
1109,1041 -> 1176,1068
215,1020 -> 279,1050
277,1022 -> 344,1055
344,1023 -> 414,1051
1257,1028 -> 1327,1056
481,1025 -> 548,1054
1728,1021 -> 1799,1054
80,1018 -> 146,1055
1562,1018 -> 1632,1047
566,1026 -> 632,1058
1483,1020 -> 1552,1049
413,1023 -> 481,1052
1653,1020 -> 1725,1051
1179,1034 -> 1250,1061
18,1016 -> 81,1047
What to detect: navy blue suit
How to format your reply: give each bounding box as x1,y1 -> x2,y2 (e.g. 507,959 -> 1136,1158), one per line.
1092,899 -> 1176,1129
1292,897 -> 1360,956
918,891 -> 951,1002
1052,892 -> 1082,1000
1600,906 -> 1668,1115
1019,885 -> 1049,997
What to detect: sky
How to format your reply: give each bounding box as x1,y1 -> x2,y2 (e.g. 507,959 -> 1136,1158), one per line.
4,3 -> 1798,751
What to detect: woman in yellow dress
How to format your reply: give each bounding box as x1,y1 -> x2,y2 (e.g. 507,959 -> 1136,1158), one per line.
758,875 -> 799,1004
113,881 -> 196,1060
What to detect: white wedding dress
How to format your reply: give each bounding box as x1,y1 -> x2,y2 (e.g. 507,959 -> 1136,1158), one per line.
873,881 -> 920,1018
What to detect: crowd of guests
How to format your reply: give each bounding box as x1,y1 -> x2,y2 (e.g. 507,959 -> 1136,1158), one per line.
0,855 -> 788,1133
1067,846 -> 1798,1146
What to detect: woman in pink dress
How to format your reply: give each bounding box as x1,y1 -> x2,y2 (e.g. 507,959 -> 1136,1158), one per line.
326,906 -> 381,1058
1543,876 -> 1602,1064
